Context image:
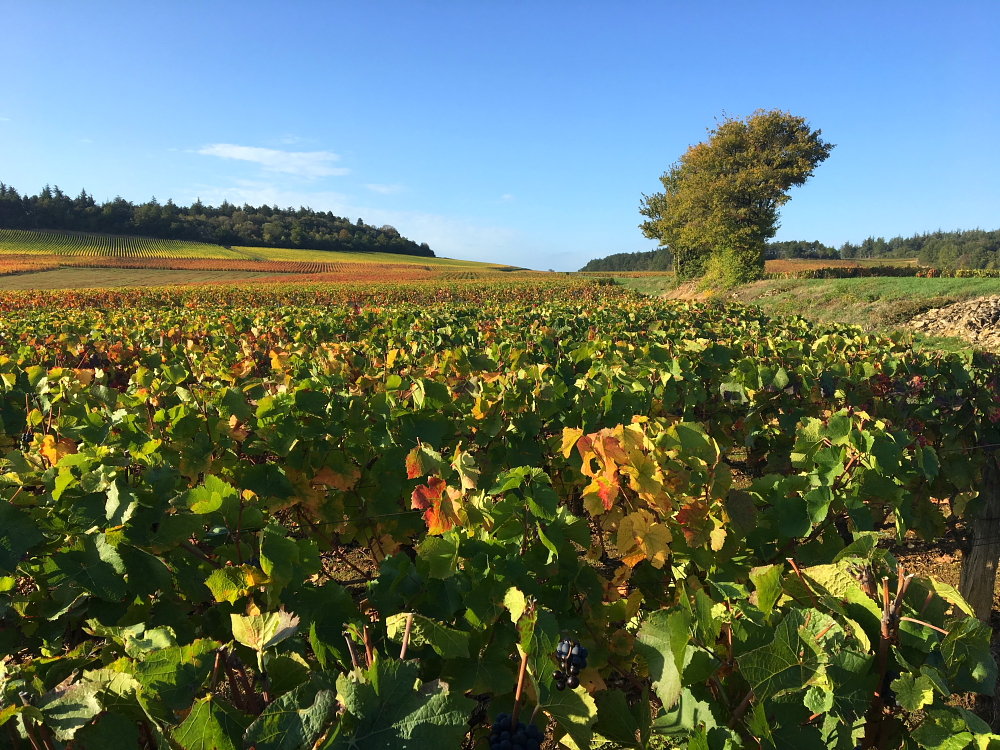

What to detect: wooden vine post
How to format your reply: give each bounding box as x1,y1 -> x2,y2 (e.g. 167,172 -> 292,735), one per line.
959,455 -> 1000,622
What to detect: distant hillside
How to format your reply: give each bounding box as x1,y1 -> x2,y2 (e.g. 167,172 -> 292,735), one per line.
579,248 -> 673,272
580,240 -> 837,272
840,229 -> 1000,270
0,183 -> 434,257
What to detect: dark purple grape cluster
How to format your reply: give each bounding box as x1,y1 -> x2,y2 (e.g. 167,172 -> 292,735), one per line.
552,638 -> 588,690
489,713 -> 542,750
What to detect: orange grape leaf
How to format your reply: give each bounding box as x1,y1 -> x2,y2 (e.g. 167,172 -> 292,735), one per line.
411,477 -> 463,535
583,471 -> 619,516
40,435 -> 77,466
405,441 -> 443,479
676,500 -> 713,548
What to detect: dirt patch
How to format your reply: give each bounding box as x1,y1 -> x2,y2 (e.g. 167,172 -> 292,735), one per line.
662,281 -> 718,301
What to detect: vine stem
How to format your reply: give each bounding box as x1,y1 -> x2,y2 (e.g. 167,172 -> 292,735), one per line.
363,625 -> 374,668
178,540 -> 221,569
510,648 -> 530,728
727,689 -> 755,729
399,613 -> 415,660
343,631 -> 361,669
787,557 -> 819,609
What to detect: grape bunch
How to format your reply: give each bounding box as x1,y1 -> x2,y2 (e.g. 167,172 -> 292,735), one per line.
488,713 -> 542,750
552,638 -> 588,690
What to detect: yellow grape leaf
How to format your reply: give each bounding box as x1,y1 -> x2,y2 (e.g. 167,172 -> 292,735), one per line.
451,447 -> 480,490
312,465 -> 360,492
618,510 -> 672,569
205,565 -> 267,604
386,348 -> 399,368
561,427 -> 584,459
710,523 -> 727,552
73,369 -> 95,386
40,435 -> 77,467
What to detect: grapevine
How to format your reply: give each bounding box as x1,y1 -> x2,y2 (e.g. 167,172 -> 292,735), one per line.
0,278 -> 996,750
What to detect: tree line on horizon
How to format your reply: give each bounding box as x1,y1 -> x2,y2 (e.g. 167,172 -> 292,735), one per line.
582,229 -> 1000,272
0,183 -> 435,257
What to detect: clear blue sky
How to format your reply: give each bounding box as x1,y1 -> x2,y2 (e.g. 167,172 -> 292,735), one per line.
1,2 -> 997,270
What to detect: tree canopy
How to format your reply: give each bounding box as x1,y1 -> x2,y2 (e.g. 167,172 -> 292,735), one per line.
0,183 -> 434,257
639,109 -> 833,284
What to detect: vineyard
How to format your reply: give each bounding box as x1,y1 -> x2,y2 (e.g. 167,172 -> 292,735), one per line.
0,230 -> 511,282
1,277 -> 1000,749
0,229 -> 245,260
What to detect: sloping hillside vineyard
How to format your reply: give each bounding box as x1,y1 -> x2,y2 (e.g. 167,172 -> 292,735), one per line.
2,278 -> 1000,749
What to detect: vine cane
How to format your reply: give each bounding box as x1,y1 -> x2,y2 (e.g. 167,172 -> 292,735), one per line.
400,612 -> 415,660
510,648 -> 530,728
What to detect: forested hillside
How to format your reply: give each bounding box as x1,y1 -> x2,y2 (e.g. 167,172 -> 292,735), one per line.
584,230 -> 1000,272
578,247 -> 673,271
841,229 -> 1000,269
580,240 -> 835,271
0,183 -> 434,257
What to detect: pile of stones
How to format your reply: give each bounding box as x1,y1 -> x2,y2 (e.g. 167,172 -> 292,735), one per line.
908,296 -> 1000,349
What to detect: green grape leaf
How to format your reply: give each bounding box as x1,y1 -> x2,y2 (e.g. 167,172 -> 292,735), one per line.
593,689 -> 640,747
385,613 -> 470,658
891,673 -> 935,712
231,610 -> 300,653
634,611 -> 684,712
242,463 -> 294,500
543,685 -> 598,750
36,678 -> 104,741
171,694 -> 251,750
133,639 -> 221,712
750,564 -> 784,614
51,533 -> 127,602
260,524 -> 301,593
737,609 -> 821,701
0,499 -> 42,574
245,675 -> 337,750
329,657 -> 474,749
73,712 -> 141,750
186,474 -> 238,515
415,535 -> 458,579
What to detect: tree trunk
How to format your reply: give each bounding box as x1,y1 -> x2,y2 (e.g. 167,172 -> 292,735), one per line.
960,455 -> 1000,622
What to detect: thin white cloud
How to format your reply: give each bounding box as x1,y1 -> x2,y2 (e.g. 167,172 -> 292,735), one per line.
365,183 -> 405,194
183,181 -> 541,267
0,117 -> 10,122
499,194 -> 514,202
198,143 -> 349,178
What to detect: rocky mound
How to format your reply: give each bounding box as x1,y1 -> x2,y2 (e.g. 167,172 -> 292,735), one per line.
908,296 -> 1000,348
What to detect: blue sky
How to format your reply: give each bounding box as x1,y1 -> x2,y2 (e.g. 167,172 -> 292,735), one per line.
0,2 -> 997,270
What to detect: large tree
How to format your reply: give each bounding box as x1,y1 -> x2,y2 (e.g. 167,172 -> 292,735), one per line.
640,109 -> 834,284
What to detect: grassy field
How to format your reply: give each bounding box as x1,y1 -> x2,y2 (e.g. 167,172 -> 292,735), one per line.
731,276 -> 1000,328
0,268 -> 294,290
234,245 -> 514,269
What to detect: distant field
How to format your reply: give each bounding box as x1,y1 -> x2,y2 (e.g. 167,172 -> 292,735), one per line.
233,246 -> 513,269
0,268 -> 294,290
0,229 -> 510,272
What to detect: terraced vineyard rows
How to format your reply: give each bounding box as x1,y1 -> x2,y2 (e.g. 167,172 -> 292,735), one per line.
1,278 -> 999,748
0,228 -> 243,259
